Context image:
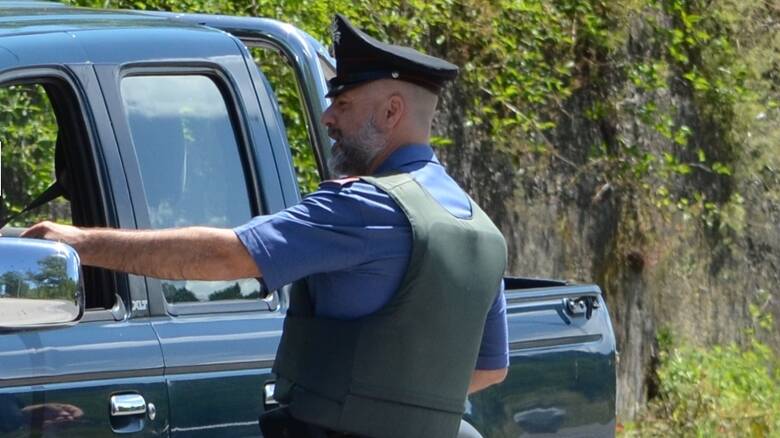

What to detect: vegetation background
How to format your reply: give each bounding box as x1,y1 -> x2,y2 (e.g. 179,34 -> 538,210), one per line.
2,0 -> 779,435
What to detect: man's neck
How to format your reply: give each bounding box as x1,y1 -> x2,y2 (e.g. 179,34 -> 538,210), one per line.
367,139 -> 429,175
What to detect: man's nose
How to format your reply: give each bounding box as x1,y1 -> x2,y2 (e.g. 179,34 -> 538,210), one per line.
321,104 -> 335,128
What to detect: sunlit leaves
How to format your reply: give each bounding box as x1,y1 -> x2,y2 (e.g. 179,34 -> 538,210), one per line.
0,85 -> 63,224
626,315 -> 780,436
40,0 -> 776,237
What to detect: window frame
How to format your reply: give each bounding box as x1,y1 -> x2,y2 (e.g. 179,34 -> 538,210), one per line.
0,66 -> 124,318
115,63 -> 273,316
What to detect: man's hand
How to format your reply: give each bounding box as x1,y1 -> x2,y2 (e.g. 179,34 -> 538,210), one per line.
21,221 -> 86,249
468,368 -> 508,395
22,403 -> 84,426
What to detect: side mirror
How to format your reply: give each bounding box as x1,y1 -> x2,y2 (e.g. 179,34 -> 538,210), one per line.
0,237 -> 84,329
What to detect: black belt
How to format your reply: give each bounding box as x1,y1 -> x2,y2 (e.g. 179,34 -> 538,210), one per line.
259,406 -> 367,438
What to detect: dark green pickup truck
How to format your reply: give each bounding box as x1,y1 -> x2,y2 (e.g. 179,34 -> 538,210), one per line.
0,2 -> 616,436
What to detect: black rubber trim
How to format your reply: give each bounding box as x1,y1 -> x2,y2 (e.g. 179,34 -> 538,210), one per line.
504,277 -> 567,289
510,334 -> 603,351
164,360 -> 275,376
0,367 -> 163,388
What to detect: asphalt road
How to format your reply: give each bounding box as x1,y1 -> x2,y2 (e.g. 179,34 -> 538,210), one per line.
0,297 -> 77,325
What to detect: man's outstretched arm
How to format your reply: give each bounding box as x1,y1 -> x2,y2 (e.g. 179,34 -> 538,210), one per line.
20,221 -> 260,281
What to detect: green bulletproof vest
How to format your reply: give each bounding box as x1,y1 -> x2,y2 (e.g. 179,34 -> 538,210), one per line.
272,173 -> 507,438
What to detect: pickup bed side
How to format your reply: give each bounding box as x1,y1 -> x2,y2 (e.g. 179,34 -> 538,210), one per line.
468,278 -> 616,436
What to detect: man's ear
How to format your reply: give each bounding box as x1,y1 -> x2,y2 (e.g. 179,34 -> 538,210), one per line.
383,94 -> 405,129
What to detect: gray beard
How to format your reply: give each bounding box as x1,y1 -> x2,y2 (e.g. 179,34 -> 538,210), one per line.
328,117 -> 387,177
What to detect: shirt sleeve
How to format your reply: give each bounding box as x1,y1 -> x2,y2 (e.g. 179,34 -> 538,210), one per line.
233,182 -> 402,291
475,280 -> 509,370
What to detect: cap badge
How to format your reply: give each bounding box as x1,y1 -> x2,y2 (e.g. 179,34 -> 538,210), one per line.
391,71 -> 400,79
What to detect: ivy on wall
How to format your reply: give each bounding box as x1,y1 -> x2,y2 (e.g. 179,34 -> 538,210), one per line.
624,302 -> 780,436
2,0 -> 774,227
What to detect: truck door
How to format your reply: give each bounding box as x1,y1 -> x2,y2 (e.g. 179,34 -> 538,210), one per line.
87,26 -> 291,437
0,34 -> 168,437
120,72 -> 282,438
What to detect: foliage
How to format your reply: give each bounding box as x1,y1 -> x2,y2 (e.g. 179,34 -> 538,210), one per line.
29,256 -> 79,299
251,47 -> 321,193
0,256 -> 78,300
0,84 -> 69,225
230,0 -> 755,227
162,282 -> 198,303
59,0 -> 774,233
612,0 -> 759,232
622,304 -> 780,437
207,282 -> 242,301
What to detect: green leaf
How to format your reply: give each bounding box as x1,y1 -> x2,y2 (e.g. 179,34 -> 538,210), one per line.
712,162 -> 732,175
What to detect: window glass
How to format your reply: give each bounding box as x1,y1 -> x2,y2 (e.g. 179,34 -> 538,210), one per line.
252,48 -> 320,194
0,84 -> 71,227
121,75 -> 262,304
1,80 -> 115,311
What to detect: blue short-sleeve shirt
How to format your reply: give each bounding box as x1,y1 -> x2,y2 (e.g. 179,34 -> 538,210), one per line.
234,144 -> 508,370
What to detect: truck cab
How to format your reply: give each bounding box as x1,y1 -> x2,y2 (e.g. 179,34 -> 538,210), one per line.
0,2 -> 616,436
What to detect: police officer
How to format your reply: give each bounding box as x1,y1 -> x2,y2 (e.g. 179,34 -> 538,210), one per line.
22,14 -> 509,438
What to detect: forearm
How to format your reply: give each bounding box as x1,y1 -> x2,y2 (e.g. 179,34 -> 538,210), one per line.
41,225 -> 260,280
468,368 -> 508,395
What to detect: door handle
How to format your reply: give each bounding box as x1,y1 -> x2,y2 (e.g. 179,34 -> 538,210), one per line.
263,382 -> 278,409
109,393 -> 154,434
562,296 -> 600,320
110,394 -> 147,417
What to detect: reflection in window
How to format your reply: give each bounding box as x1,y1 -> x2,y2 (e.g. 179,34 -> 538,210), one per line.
121,75 -> 262,304
162,280 -> 263,303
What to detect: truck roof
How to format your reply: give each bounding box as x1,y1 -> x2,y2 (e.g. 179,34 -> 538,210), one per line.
0,0 -> 205,38
0,0 -> 247,66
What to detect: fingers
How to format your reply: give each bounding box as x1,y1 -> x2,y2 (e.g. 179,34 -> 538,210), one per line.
62,405 -> 84,417
20,221 -> 52,239
19,222 -> 85,251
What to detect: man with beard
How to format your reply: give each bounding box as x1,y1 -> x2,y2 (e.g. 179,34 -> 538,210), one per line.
22,14 -> 508,438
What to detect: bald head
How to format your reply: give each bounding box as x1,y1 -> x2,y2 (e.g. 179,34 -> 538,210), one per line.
369,79 -> 439,135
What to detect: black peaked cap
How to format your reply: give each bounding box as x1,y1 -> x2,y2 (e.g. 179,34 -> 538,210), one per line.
326,14 -> 459,98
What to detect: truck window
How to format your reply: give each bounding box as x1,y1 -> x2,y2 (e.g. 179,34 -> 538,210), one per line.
252,48 -> 320,194
0,79 -> 115,310
120,74 -> 263,304
1,84 -> 70,226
